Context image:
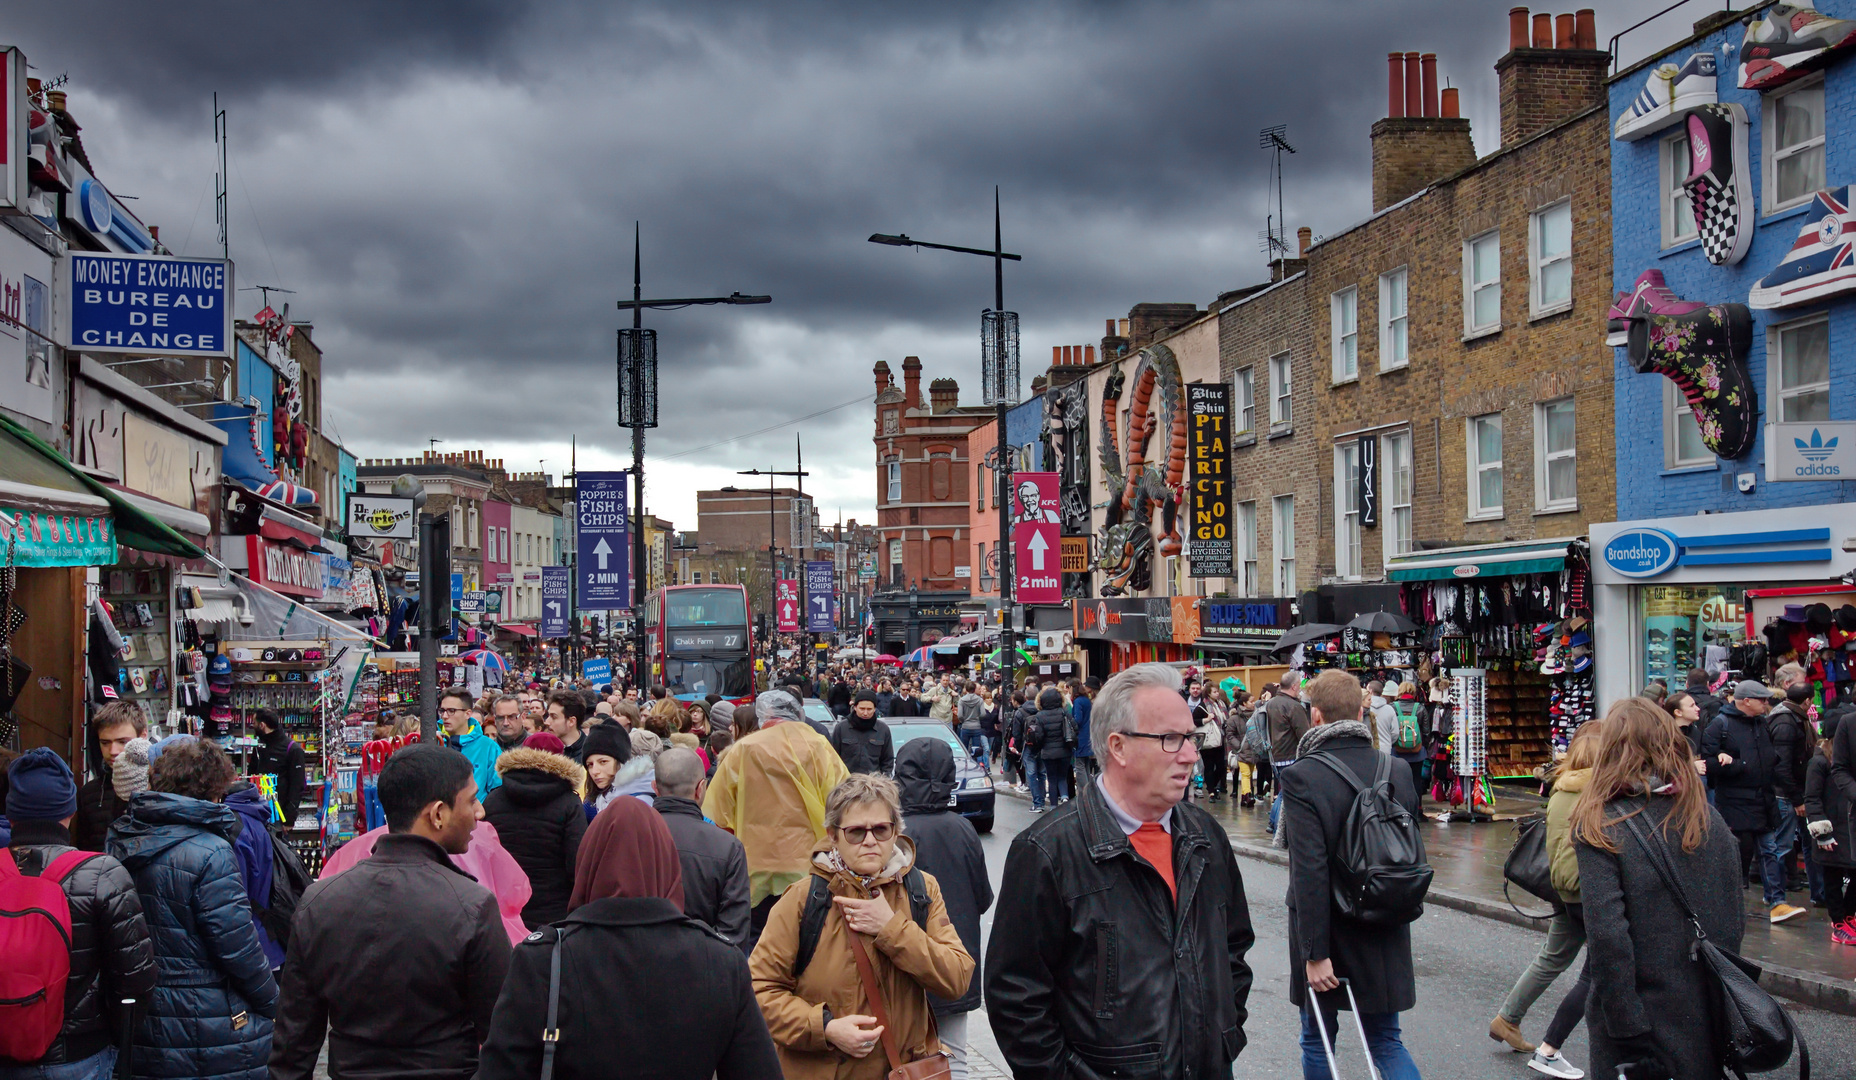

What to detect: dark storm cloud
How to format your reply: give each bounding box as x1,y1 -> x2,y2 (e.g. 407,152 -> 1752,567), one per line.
10,0 -> 1680,521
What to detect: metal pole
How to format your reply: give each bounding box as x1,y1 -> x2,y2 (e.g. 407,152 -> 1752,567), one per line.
418,512 -> 438,742
631,225 -> 648,693
994,188 -> 1015,693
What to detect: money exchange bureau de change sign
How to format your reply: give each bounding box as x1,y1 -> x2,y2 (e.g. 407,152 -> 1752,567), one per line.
66,252 -> 233,358
575,471 -> 631,610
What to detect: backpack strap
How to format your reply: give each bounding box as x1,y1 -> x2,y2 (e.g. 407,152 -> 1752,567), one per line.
904,868 -> 930,931
539,925 -> 574,1080
1304,750 -> 1369,793
41,850 -> 101,885
793,875 -> 834,978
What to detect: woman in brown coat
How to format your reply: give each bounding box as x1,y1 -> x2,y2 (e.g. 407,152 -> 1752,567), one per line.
751,774 -> 973,1079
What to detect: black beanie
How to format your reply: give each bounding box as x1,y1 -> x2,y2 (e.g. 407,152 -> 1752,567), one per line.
854,689 -> 878,706
580,722 -> 632,765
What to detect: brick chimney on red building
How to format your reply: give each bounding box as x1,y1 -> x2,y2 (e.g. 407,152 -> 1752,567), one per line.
1496,8 -> 1605,147
901,355 -> 923,410
1370,49 -> 1477,211
928,377 -> 959,414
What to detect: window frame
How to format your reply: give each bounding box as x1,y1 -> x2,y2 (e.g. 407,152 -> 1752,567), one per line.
1273,494 -> 1296,596
1330,286 -> 1359,382
1463,231 -> 1502,336
1378,268 -> 1409,372
1529,200 -> 1573,318
1234,367 -> 1256,437
1770,312 -> 1831,424
1763,75 -> 1826,215
1237,500 -> 1258,598
1333,443 -> 1362,580
1382,431 -> 1413,564
886,458 -> 901,504
1534,397 -> 1579,512
1660,129 -> 1698,248
1269,352 -> 1293,427
1664,379 -> 1714,470
1466,412 -> 1504,519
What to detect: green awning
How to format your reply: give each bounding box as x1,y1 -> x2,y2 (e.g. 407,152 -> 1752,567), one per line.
0,412 -> 206,560
1386,537 -> 1577,583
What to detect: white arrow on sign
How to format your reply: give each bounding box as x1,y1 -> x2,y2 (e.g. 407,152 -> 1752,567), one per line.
812,596 -> 827,610
546,601 -> 561,617
593,538 -> 612,569
1026,529 -> 1050,571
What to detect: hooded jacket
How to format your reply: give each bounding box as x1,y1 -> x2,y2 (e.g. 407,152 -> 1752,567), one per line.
250,729 -> 307,828
751,837 -> 973,1080
920,684 -> 956,724
1768,698 -> 1814,806
656,794 -> 753,950
896,737 -> 991,1015
71,768 -> 129,853
3,819 -> 156,1067
1029,698 -> 1072,761
1701,703 -> 1779,833
1544,766 -> 1589,904
482,747 -> 588,928
223,781 -> 285,969
609,755 -> 657,808
450,724 -> 505,800
829,710 -> 895,775
107,793 -> 280,1080
704,721 -> 850,905
956,692 -> 985,731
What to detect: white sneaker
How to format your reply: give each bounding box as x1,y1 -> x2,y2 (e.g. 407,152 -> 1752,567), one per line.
1528,1050 -> 1584,1079
1615,50 -> 1717,140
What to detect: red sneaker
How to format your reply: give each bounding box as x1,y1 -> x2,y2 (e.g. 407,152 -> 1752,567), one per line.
1830,918 -> 1856,946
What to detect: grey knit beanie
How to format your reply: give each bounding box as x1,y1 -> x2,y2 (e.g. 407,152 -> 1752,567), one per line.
112,737 -> 153,801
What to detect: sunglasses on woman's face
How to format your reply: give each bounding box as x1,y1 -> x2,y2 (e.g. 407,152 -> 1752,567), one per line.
838,823 -> 895,844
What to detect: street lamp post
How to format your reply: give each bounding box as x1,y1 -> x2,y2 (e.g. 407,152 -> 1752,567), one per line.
869,189 -> 1023,689
615,223 -> 769,693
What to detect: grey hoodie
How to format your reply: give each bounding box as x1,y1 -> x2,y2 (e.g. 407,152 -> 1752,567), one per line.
957,692 -> 985,730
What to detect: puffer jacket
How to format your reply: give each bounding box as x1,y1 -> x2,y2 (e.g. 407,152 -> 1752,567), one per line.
223,782 -> 284,969
107,792 -> 279,1080
1805,744 -> 1854,870
1544,766 -> 1588,904
1029,706 -> 1072,761
71,771 -> 129,852
750,837 -> 973,1080
3,819 -> 157,1067
482,748 -> 587,928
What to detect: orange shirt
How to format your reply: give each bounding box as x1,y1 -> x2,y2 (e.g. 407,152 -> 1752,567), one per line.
1130,821 -> 1176,899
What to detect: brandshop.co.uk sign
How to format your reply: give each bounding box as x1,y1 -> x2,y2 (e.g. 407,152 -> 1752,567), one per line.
64,252 -> 234,358
1601,527 -> 1682,579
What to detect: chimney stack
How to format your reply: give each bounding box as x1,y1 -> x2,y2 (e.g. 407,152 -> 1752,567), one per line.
1370,47 -> 1476,211
901,355 -> 923,410
1498,8 -> 1607,147
928,377 -> 959,414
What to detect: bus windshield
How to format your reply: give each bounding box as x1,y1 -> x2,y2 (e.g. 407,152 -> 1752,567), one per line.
666,588 -> 749,628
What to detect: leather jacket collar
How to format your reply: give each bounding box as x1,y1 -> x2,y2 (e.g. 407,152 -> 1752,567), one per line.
371,832 -> 478,880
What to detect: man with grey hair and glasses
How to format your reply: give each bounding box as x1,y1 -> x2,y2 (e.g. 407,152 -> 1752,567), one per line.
986,662 -> 1255,1080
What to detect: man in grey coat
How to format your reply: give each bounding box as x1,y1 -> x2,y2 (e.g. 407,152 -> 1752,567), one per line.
653,748 -> 751,950
1265,676 -> 1311,832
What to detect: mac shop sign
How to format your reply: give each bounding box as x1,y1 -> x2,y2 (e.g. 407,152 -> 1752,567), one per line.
1600,528 -> 1682,579
1766,422 -> 1856,482
62,252 -> 234,358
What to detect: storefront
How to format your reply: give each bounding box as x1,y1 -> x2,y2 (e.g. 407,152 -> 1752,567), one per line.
868,588 -> 966,656
1194,597 -> 1294,665
1071,596 -> 1201,678
1590,504 -> 1856,710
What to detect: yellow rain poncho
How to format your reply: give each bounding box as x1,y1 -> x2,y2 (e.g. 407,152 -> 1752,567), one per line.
703,720 -> 850,904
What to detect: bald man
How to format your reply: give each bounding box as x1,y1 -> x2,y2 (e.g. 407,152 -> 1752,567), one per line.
655,747 -> 751,950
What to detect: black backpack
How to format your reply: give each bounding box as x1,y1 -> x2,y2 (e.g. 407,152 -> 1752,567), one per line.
793,869 -> 930,977
1305,750 -> 1432,925
258,831 -> 313,949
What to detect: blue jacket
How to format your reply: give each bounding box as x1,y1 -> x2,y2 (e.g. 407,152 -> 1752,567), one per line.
1072,696 -> 1094,758
452,725 -> 504,799
108,792 -> 280,1080
224,782 -> 286,970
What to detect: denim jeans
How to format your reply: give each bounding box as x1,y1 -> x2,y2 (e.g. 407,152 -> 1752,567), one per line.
1269,762 -> 1295,832
1023,754 -> 1044,808
938,1010 -> 970,1080
960,729 -> 989,768
1299,1000 -> 1422,1080
1758,796 -> 1797,907
1498,904 -> 1586,1024
0,1047 -> 118,1080
1039,757 -> 1072,805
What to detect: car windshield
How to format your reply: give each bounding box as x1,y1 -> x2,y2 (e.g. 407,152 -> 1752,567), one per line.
803,701 -> 835,727
885,721 -> 972,764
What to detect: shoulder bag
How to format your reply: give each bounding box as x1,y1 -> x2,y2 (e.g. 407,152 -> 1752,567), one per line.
846,920 -> 951,1080
1621,814 -> 1807,1080
1500,813 -> 1557,917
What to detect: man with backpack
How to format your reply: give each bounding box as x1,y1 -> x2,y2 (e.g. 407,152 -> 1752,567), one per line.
1,748 -> 156,1080
1277,670 -> 1426,1080
1389,681 -> 1428,797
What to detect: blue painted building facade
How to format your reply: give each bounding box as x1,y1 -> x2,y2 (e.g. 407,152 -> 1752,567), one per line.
1595,4 -> 1856,707
1005,396 -> 1045,471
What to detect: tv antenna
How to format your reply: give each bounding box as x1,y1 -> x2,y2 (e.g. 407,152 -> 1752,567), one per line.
240,285 -> 295,310
1259,124 -> 1296,259
214,93 -> 229,260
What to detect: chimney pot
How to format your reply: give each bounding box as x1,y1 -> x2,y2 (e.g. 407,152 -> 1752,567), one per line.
1421,53 -> 1439,117
1387,53 -> 1404,117
1052,345 -> 1061,367
1532,12 -> 1552,47
1297,226 -> 1313,255
1441,86 -> 1460,118
1085,344 -> 1096,363
1404,52 -> 1422,118
1509,7 -> 1530,49
1575,8 -> 1596,48
1555,13 -> 1575,47
1118,318 -> 1130,337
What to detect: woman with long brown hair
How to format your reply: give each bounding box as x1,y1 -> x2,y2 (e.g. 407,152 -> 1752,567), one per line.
1571,697 -> 1740,1080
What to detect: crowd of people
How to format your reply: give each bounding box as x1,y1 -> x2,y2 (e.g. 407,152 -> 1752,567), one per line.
0,650 -> 1845,1080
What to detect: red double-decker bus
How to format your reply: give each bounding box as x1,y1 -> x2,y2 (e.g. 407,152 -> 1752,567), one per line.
643,583 -> 755,701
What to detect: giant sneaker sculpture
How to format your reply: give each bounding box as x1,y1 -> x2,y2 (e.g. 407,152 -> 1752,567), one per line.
1615,52 -> 1717,140
1740,2 -> 1856,90
1750,186 -> 1856,308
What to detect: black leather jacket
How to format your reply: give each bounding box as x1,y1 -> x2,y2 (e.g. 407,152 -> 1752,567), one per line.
985,780 -> 1254,1080
4,819 -> 157,1066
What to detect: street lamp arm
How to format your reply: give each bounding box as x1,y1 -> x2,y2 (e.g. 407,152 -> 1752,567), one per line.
616,293 -> 772,311
866,234 -> 1021,261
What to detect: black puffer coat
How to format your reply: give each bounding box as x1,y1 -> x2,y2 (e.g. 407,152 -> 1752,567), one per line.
107,793 -> 279,1080
1701,704 -> 1779,833
897,738 -> 992,1015
1805,748 -> 1854,870
3,819 -> 157,1066
827,712 -> 894,775
1029,701 -> 1073,762
70,772 -> 128,853
482,748 -> 588,928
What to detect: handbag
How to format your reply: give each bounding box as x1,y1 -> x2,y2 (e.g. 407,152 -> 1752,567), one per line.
1500,814 -> 1557,917
1622,815 -> 1808,1080
846,918 -> 951,1080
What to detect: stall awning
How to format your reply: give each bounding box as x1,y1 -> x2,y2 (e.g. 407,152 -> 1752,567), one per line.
1386,537 -> 1578,582
0,413 -> 204,561
498,623 -> 538,637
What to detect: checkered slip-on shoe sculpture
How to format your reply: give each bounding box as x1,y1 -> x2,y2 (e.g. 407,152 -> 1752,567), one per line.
1627,298 -> 1756,460
1683,103 -> 1753,266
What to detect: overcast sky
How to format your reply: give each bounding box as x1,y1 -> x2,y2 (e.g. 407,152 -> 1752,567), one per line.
14,0 -> 1688,532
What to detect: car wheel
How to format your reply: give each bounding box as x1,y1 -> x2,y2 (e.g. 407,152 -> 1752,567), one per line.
973,815 -> 994,834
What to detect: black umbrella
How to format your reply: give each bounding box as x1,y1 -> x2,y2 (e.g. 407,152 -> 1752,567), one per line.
1347,609 -> 1421,634
1271,622 -> 1344,654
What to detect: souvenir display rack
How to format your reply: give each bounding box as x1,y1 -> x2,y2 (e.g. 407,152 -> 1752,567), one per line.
223,641 -> 341,863
100,567 -> 174,718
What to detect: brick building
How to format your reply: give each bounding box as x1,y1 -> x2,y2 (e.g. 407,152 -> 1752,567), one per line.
872,357 -> 990,591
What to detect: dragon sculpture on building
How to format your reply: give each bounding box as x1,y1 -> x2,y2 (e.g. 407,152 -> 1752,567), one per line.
1095,344 -> 1187,595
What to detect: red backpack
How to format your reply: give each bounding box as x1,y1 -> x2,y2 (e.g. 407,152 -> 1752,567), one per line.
0,849 -> 98,1062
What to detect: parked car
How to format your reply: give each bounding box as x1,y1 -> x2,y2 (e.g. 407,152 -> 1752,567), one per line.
802,698 -> 837,728
884,720 -> 994,834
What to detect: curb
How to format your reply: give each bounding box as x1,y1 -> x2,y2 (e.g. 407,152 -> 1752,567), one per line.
996,784 -> 1855,1017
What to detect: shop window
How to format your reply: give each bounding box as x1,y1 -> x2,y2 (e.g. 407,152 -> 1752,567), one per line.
1535,398 -> 1577,511
1334,443 -> 1362,580
1467,413 -> 1503,519
1765,77 -> 1825,213
1270,352 -> 1293,427
1529,201 -> 1572,316
1660,131 -> 1698,247
1664,380 -> 1713,469
1638,584 -> 1749,690
1237,500 -> 1258,598
886,458 -> 901,503
1273,494 -> 1295,595
1464,231 -> 1501,335
1330,287 -> 1358,381
1772,314 -> 1830,422
1234,368 -> 1255,436
1383,431 -> 1413,561
1378,268 -> 1408,371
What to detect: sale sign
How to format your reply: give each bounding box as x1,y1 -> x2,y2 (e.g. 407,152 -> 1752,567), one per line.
775,579 -> 800,632
1011,472 -> 1061,604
